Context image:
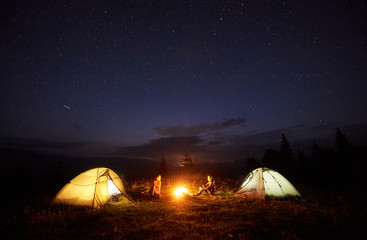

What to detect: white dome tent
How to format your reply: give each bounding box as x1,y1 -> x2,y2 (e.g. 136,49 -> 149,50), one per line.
234,168 -> 301,200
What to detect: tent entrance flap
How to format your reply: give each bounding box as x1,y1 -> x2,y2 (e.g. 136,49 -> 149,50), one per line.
108,179 -> 121,196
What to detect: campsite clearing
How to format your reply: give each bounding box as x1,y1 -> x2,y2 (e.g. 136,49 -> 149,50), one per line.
3,193 -> 365,239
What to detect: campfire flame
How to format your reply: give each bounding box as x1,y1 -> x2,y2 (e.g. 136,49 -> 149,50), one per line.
174,187 -> 188,197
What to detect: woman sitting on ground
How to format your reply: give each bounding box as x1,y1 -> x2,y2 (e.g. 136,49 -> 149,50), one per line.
193,175 -> 216,196
151,175 -> 161,199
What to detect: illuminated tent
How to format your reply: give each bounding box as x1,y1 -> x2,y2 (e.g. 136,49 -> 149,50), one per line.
234,168 -> 301,200
52,167 -> 129,208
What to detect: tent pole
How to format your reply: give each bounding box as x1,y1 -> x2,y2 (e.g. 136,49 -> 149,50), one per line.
268,171 -> 286,197
92,168 -> 100,209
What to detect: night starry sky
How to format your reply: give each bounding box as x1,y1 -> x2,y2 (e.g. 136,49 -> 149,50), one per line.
1,0 -> 366,163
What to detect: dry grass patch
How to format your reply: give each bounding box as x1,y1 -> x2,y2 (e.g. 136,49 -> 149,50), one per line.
3,175 -> 366,239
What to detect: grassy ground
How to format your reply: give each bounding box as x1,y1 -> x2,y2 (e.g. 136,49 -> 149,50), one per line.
2,174 -> 366,239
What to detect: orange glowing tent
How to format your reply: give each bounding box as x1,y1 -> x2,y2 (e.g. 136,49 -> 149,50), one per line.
52,167 -> 130,208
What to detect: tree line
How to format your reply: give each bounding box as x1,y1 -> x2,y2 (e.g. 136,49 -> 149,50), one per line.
245,128 -> 366,191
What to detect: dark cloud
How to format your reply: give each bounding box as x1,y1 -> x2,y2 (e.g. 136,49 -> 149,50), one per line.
3,123 -> 365,164
118,123 -> 340,163
119,136 -> 203,158
117,134 -> 270,163
0,137 -> 122,158
229,128 -> 295,146
154,118 -> 246,137
72,124 -> 83,131
0,137 -> 84,150
225,123 -> 341,147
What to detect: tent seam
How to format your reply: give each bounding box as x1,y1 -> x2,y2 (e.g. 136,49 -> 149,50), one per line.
268,171 -> 286,197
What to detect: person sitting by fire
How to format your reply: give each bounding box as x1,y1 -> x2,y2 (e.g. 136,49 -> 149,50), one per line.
193,175 -> 216,196
151,175 -> 161,199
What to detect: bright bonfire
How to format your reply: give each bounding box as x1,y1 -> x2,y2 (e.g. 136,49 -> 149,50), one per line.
174,187 -> 188,197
